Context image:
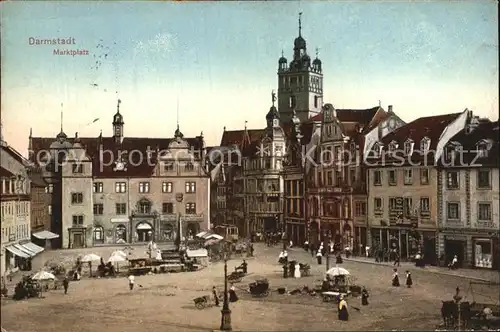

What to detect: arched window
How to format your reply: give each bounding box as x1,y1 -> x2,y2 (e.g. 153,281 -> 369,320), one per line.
115,224 -> 127,243
138,199 -> 152,214
93,226 -> 104,244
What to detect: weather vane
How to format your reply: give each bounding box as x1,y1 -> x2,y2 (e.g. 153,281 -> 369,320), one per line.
271,90 -> 276,106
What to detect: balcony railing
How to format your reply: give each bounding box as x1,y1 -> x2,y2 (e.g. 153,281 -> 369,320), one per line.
250,202 -> 280,213
444,219 -> 464,227
476,221 -> 496,229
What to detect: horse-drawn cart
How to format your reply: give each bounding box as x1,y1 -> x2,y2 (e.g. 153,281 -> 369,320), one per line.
249,279 -> 269,297
193,294 -> 221,309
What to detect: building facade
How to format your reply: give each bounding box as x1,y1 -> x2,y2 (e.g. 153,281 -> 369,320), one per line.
1,143 -> 41,276
437,117 -> 499,269
30,101 -> 211,248
366,110 -> 471,262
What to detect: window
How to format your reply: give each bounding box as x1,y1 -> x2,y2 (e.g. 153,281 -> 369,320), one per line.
93,226 -> 103,241
478,203 -> 492,221
185,162 -> 194,171
138,200 -> 151,214
185,182 -> 196,193
164,162 -> 174,171
115,182 -> 127,193
447,202 -> 460,220
404,169 -> 413,185
72,164 -> 83,173
404,197 -> 413,216
72,215 -> 84,226
477,170 -> 491,189
404,140 -> 413,155
289,95 -> 296,108
476,142 -> 489,157
420,169 -> 429,185
162,182 -> 173,193
446,171 -> 459,189
388,170 -> 396,185
327,171 -> 333,186
374,198 -> 383,212
420,197 -> 430,213
373,170 -> 382,186
115,203 -> 127,215
45,184 -> 54,193
186,203 -> 196,214
350,169 -> 356,185
48,205 -> 52,215
93,204 -> 104,215
93,182 -> 103,193
71,192 -> 83,204
420,137 -> 430,152
355,202 -> 366,216
314,95 -> 318,108
162,202 -> 174,214
139,182 -> 150,193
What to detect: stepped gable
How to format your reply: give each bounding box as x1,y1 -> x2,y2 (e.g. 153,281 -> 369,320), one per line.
372,112 -> 462,165
30,135 -> 203,178
442,120 -> 499,167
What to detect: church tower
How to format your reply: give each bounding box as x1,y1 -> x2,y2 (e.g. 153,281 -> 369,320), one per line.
277,13 -> 323,123
112,99 -> 124,144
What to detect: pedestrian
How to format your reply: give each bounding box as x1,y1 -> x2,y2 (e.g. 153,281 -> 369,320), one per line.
310,243 -> 316,257
361,286 -> 369,305
229,283 -> 238,302
63,277 -> 69,294
316,250 -> 323,265
282,263 -> 288,278
406,271 -> 413,288
212,286 -> 220,306
338,295 -> 349,321
393,252 -> 400,267
392,268 -> 400,287
128,273 -> 135,290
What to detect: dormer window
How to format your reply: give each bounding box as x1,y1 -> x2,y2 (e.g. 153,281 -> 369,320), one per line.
388,141 -> 398,153
404,139 -> 414,155
476,140 -> 489,158
420,137 -> 431,153
445,142 -> 461,162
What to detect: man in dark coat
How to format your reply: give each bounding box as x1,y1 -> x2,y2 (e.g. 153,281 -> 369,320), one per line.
283,263 -> 288,278
361,286 -> 369,305
212,286 -> 219,306
62,277 -> 69,294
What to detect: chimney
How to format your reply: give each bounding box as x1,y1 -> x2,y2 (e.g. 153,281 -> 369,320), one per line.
388,105 -> 393,113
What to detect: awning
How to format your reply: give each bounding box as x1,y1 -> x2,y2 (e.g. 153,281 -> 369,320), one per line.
205,234 -> 224,240
33,230 -> 59,240
21,242 -> 45,255
136,222 -> 152,230
13,244 -> 36,257
5,245 -> 30,258
196,231 -> 208,238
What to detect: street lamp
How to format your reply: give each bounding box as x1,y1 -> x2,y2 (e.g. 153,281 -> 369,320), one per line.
220,248 -> 232,331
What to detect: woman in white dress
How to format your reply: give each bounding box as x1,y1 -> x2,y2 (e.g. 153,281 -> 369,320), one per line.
294,263 -> 301,278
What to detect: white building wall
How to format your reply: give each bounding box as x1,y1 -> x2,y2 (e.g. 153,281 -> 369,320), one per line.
470,168 -> 500,228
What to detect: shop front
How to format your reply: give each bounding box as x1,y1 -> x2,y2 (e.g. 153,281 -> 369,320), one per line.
286,220 -> 306,246
370,227 -> 430,260
473,238 -> 493,269
353,226 -> 367,256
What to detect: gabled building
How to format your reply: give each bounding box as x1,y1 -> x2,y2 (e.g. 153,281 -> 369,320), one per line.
282,112 -> 314,245
1,141 -> 41,275
29,100 -> 210,248
307,104 -> 404,251
436,116 -> 499,269
365,110 -> 471,262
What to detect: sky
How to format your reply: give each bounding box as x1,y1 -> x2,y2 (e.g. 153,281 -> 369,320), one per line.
1,1 -> 498,156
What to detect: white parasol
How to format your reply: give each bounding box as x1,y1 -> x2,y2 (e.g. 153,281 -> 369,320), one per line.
326,267 -> 350,277
81,254 -> 101,262
108,254 -> 127,264
111,250 -> 127,258
32,271 -> 56,280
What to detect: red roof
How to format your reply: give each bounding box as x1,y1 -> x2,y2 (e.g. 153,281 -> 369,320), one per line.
31,135 -> 205,178
308,106 -> 382,125
368,112 -> 462,165
439,120 -> 499,167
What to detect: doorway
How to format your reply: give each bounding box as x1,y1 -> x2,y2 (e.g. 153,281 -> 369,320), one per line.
444,239 -> 466,267
73,233 -> 84,248
136,222 -> 153,242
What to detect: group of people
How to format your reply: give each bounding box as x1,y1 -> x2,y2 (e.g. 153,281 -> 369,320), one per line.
391,268 -> 413,288
212,284 -> 239,305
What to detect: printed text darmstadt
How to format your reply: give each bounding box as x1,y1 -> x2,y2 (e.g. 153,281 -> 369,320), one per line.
28,37 -> 89,56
